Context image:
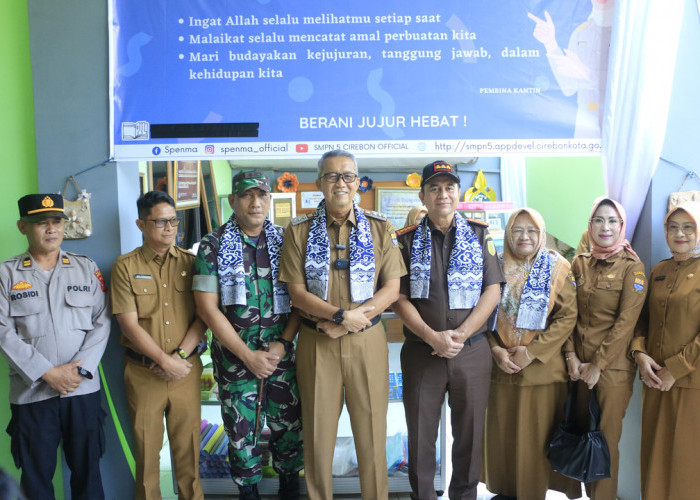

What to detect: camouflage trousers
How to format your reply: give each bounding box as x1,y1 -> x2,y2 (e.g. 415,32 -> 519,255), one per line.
213,341 -> 303,485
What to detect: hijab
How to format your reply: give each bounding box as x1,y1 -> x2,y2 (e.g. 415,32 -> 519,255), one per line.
497,208 -> 570,347
588,197 -> 639,260
665,202 -> 700,261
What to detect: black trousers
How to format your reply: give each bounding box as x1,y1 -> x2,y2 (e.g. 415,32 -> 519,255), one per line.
401,337 -> 492,500
7,391 -> 105,500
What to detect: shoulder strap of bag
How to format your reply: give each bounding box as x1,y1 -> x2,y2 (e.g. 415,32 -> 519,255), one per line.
561,381 -> 578,430
62,175 -> 81,198
587,386 -> 603,432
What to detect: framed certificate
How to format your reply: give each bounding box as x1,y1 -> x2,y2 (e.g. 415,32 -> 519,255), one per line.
173,161 -> 201,210
375,187 -> 421,230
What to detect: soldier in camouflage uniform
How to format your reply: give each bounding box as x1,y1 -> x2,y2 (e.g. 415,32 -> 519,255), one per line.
193,171 -> 302,500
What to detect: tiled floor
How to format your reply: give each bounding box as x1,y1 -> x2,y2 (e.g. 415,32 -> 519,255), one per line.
165,482 -> 587,499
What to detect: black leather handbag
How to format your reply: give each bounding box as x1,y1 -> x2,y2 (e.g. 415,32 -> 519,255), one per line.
548,382 -> 611,483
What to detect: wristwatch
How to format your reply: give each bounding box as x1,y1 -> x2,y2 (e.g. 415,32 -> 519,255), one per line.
174,347 -> 188,360
332,308 -> 345,325
276,337 -> 294,353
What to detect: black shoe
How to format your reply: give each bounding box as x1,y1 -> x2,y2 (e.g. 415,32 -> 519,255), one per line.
278,472 -> 300,500
238,483 -> 260,500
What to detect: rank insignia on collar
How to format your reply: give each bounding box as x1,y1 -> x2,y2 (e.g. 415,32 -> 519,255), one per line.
22,258 -> 31,268
62,257 -> 70,265
11,281 -> 32,291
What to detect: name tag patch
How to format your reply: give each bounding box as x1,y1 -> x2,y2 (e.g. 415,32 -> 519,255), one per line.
134,274 -> 152,279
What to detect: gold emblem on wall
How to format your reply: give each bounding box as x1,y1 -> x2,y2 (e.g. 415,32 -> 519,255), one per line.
463,170 -> 496,201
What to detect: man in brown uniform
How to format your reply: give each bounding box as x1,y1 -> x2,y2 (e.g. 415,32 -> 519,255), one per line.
279,150 -> 406,499
111,190 -> 207,500
392,161 -> 503,500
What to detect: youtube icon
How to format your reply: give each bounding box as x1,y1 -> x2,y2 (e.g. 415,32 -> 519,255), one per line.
296,144 -> 308,153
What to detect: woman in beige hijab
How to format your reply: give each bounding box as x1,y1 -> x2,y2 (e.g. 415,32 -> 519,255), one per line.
483,208 -> 580,500
564,197 -> 646,500
632,201 -> 700,499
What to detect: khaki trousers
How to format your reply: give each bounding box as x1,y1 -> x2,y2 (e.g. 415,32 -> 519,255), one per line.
296,323 -> 389,500
575,370 -> 633,500
124,357 -> 204,500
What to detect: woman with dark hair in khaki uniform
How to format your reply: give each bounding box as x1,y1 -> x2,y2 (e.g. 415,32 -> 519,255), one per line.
483,208 -> 580,500
564,197 -> 646,499
633,201 -> 700,499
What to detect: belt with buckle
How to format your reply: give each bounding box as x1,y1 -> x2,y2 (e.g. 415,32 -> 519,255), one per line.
302,315 -> 381,333
125,348 -> 155,366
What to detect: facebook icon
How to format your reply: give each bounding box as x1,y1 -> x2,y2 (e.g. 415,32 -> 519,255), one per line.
152,146 -> 161,155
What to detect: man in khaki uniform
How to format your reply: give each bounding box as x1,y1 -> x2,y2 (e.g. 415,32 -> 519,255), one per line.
279,150 -> 406,499
111,190 -> 207,500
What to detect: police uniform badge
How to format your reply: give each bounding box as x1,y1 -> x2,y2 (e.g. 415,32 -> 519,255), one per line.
633,271 -> 646,293
95,269 -> 107,292
11,281 -> 32,291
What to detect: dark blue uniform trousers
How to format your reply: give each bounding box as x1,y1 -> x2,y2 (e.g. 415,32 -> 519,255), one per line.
7,391 -> 105,500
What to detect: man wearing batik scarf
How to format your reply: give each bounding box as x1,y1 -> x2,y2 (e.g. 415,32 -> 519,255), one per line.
393,161 -> 504,500
193,170 -> 302,500
280,150 -> 406,500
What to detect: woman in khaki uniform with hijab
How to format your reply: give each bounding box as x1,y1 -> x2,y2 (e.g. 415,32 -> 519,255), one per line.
483,208 -> 580,500
633,201 -> 700,500
564,197 -> 646,499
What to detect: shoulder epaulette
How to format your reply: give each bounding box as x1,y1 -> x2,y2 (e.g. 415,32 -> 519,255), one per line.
467,218 -> 489,227
395,224 -> 417,236
364,210 -> 387,221
575,20 -> 591,33
290,214 -> 310,226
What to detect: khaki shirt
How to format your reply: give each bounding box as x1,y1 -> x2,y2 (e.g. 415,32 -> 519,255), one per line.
0,250 -> 110,404
489,256 -> 577,386
566,250 -> 646,374
632,257 -> 700,388
279,208 -> 406,318
111,245 -> 196,354
397,217 -> 504,342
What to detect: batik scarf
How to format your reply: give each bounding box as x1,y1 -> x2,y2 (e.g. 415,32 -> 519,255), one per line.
305,200 -> 375,302
217,214 -> 290,313
409,214 -> 482,309
497,208 -> 568,347
665,201 -> 700,262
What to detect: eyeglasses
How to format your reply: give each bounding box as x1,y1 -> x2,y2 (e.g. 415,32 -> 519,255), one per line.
591,217 -> 622,227
510,228 -> 539,237
666,223 -> 696,235
142,217 -> 179,228
320,172 -> 358,183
